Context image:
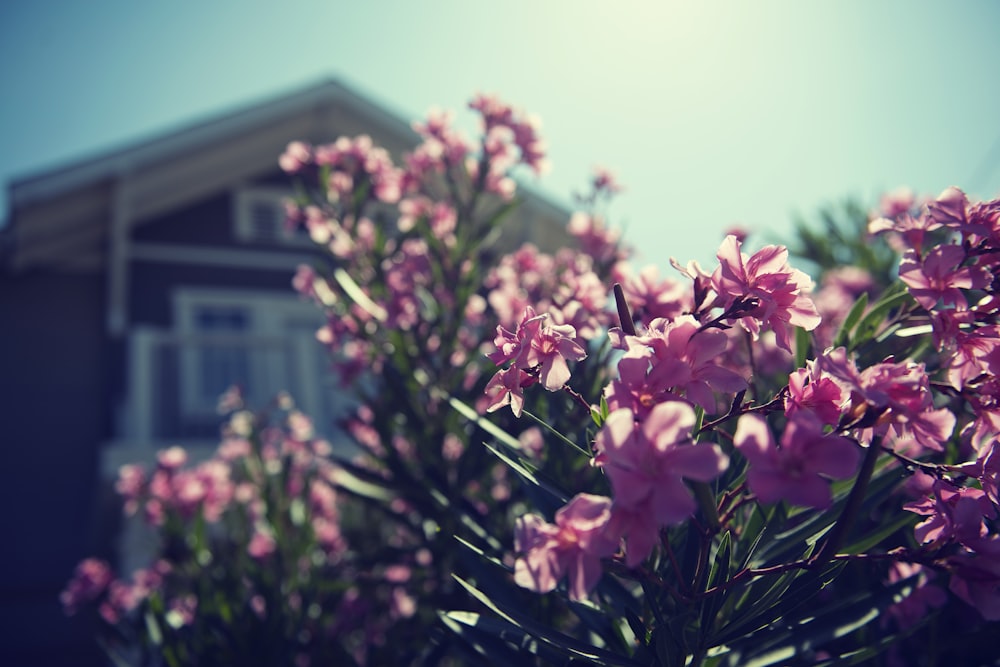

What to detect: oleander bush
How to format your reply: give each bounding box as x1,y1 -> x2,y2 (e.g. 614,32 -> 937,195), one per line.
63,96 -> 1000,666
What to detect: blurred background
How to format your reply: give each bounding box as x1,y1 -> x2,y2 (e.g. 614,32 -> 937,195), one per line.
1,1 -> 999,664
3,1 -> 999,263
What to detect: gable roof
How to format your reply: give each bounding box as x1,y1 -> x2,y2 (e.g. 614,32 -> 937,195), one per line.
2,79 -> 422,273
3,77 -> 573,275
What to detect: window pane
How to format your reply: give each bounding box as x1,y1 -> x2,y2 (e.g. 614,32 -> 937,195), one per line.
193,306 -> 251,402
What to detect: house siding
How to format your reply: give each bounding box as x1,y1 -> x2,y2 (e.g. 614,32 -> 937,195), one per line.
133,190 -> 235,246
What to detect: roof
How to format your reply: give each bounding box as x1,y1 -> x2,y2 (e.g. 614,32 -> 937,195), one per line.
2,78 -> 421,273
10,79 -> 416,211
2,77 -> 572,274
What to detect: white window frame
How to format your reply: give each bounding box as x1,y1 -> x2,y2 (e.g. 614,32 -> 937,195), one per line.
173,288 -> 328,421
232,186 -> 310,246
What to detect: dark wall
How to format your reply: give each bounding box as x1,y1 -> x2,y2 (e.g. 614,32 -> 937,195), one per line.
132,171 -> 289,248
130,261 -> 301,327
133,190 -> 234,245
129,181 -> 320,328
0,270 -> 109,665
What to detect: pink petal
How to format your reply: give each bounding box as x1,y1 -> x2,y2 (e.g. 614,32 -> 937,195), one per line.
734,414 -> 774,465
666,443 -> 729,482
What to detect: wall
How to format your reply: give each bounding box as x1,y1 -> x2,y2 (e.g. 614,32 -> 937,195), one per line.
0,270 -> 109,666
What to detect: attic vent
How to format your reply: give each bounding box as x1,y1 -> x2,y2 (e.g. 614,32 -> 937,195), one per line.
233,187 -> 307,246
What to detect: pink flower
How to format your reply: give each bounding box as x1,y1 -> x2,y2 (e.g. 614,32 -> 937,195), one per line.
711,235 -> 821,351
926,186 -> 994,237
156,446 -> 187,471
486,307 -> 546,368
486,307 -> 587,395
936,315 -> 1000,390
818,348 -> 955,452
868,212 -> 941,254
613,264 -> 692,323
279,141 -> 312,173
390,587 -> 417,620
627,315 -> 747,412
166,594 -> 198,629
947,536 -> 1000,620
904,479 -> 994,547
115,464 -> 145,516
525,320 -> 588,391
484,366 -> 535,418
785,364 -> 845,426
248,524 -> 277,559
604,504 -> 661,568
980,443 -> 1000,506
60,559 -> 113,615
594,403 -> 728,563
591,166 -> 623,196
734,414 -> 859,509
899,244 -> 988,311
603,357 -> 672,419
513,493 -> 618,600
517,426 -> 545,459
878,186 -> 918,219
811,267 -> 875,349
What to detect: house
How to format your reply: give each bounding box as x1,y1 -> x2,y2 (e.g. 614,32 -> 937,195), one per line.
0,78 -> 572,666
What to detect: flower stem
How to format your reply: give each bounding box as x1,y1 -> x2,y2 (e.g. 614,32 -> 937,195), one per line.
691,481 -> 721,533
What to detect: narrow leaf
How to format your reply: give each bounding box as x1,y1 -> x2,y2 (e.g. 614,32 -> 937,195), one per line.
832,292 -> 868,348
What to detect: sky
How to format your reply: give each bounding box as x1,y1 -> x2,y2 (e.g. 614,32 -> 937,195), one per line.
2,0 -> 999,267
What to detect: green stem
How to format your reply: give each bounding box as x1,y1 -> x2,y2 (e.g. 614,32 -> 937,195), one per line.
691,481 -> 721,533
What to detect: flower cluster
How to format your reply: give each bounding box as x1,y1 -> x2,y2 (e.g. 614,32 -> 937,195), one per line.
495,232 -> 836,596
491,184 -> 1000,647
484,307 -> 588,416
61,396 -> 427,665
65,91 -> 1000,665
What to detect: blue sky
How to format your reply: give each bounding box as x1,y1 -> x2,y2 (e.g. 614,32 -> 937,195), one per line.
2,0 -> 999,267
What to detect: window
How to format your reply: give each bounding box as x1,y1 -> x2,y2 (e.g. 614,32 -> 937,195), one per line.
233,187 -> 309,246
190,305 -> 252,408
174,289 -> 335,428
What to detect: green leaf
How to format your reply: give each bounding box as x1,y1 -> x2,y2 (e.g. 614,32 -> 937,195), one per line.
443,394 -> 525,451
331,267 -> 388,322
753,459 -> 905,566
428,487 -> 505,551
522,409 -> 594,458
289,497 -> 306,527
144,611 -> 163,647
832,292 -> 869,348
794,326 -> 811,369
483,442 -> 568,505
840,510 -> 918,555
453,535 -> 512,573
809,613 -> 931,666
850,284 -> 911,351
700,531 -> 733,638
713,561 -> 843,648
452,575 -> 645,666
733,572 -> 919,666
327,461 -> 396,502
439,611 -> 534,666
